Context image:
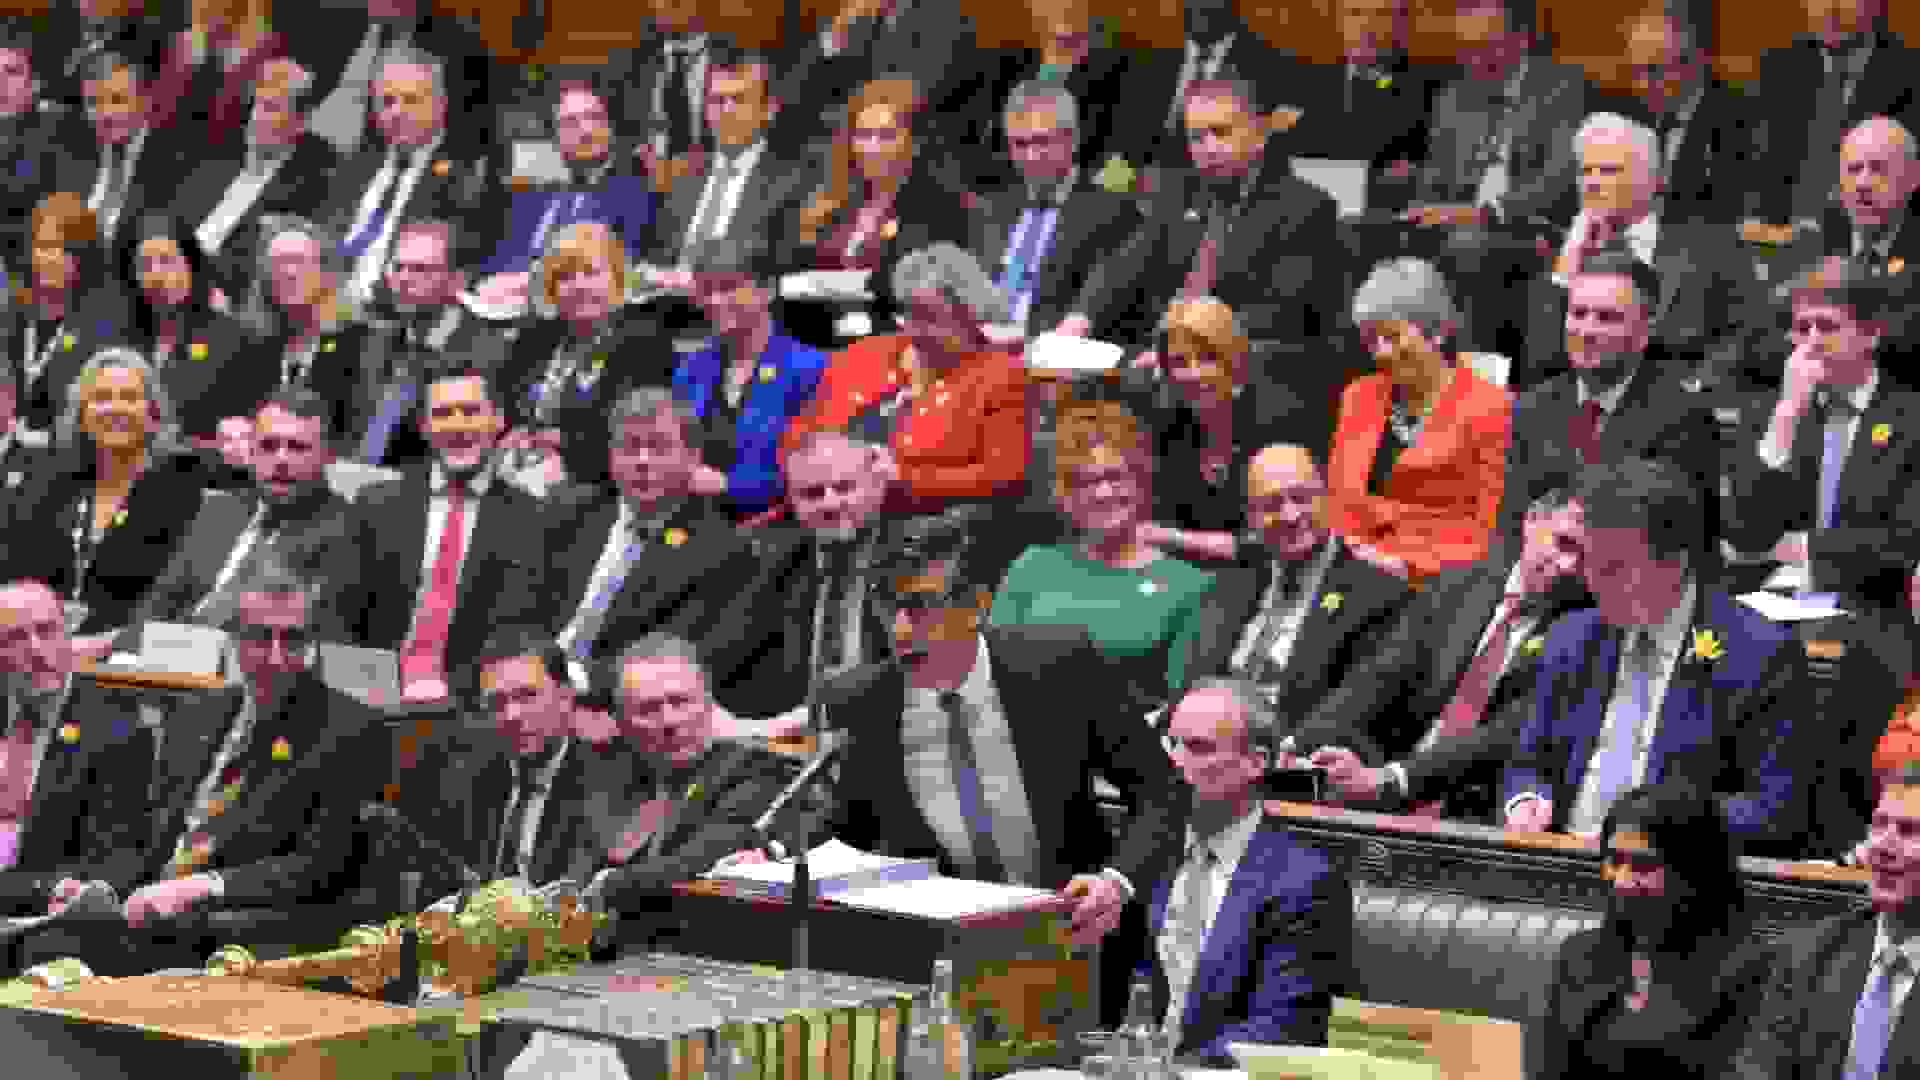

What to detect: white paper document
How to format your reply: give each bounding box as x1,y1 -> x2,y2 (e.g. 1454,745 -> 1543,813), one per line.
1738,591 -> 1849,622
1024,333 -> 1124,372
317,644 -> 400,707
133,622 -> 227,676
781,270 -> 875,300
1290,158 -> 1370,218
832,875 -> 1059,920
511,140 -> 571,185
326,462 -> 401,501
705,838 -> 935,897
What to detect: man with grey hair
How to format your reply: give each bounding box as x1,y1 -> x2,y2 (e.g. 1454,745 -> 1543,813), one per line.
282,0 -> 497,157
1523,110 -> 1766,389
960,81 -> 1141,339
1617,8 -> 1750,226
1776,114 -> 1920,285
542,386 -> 760,689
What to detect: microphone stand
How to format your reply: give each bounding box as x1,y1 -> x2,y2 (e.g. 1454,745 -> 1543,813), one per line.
359,802 -> 486,914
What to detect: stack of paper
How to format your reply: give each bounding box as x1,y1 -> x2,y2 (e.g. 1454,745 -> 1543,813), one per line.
1738,591 -> 1848,622
703,838 -> 934,899
831,876 -> 1061,920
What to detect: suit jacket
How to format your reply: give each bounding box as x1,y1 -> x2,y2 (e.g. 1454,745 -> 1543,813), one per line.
1147,813 -> 1352,1064
568,738 -> 791,913
1108,34 -> 1296,173
1076,165 -> 1342,348
825,624 -> 1183,891
1536,924 -> 1774,1080
236,321 -> 368,446
955,47 -> 1131,187
771,3 -> 978,163
966,180 -> 1142,340
1501,352 -> 1721,539
12,288 -> 135,433
124,486 -> 351,632
318,141 -> 497,260
136,308 -> 268,440
782,335 -> 1029,510
1274,55 -> 1444,213
0,680 -> 158,915
1642,79 -> 1756,228
0,105 -> 63,267
1726,906 -> 1920,1079
1326,369 -> 1511,580
776,164 -> 974,333
1722,376 -> 1920,609
383,729 -> 596,901
0,432 -> 52,534
483,166 -> 657,275
1751,31 -> 1920,224
322,466 -> 550,698
649,143 -> 815,269
91,670 -> 388,905
1180,539 -> 1408,718
50,131 -> 176,244
1767,199 -> 1920,354
499,312 -> 673,489
279,10 -> 498,154
338,307 -> 510,468
7,448 -> 210,633
1501,589 -> 1808,852
1525,218 -> 1769,390
1419,58 -> 1586,227
169,133 -> 340,294
672,331 -> 829,516
543,491 -> 760,666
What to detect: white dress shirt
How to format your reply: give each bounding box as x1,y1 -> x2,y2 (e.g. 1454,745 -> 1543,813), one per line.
87,127 -> 148,239
282,334 -> 323,387
193,501 -> 271,618
405,463 -> 491,643
679,140 -> 766,257
1552,210 -> 1660,287
1156,804 -> 1262,1037
900,635 -> 1043,885
1473,57 -> 1532,210
1758,369 -> 1877,589
177,687 -> 259,855
197,146 -> 294,255
1562,580 -> 1696,832
349,136 -> 443,301
1228,537 -> 1340,679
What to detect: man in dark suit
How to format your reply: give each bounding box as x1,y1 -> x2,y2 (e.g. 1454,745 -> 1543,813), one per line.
1619,9 -> 1754,227
115,390 -> 350,639
278,0 -> 496,159
1180,443 -> 1406,719
0,27 -> 63,269
38,0 -> 164,120
52,48 -> 171,245
1150,678 -> 1351,1063
965,81 -> 1141,340
576,634 -> 792,914
545,387 -> 761,682
173,59 -> 339,300
55,560 -> 387,944
1107,0 -> 1291,178
1523,112 -> 1768,391
1502,460 -> 1809,855
323,366 -> 547,707
318,44 -> 493,309
1502,251 -> 1720,538
1302,489 -> 1590,823
1726,760 -> 1920,1079
1057,74 -> 1343,350
1724,256 -> 1920,612
0,579 -> 155,917
1746,0 -> 1919,231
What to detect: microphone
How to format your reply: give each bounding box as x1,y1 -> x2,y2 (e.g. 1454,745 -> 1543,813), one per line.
752,729 -> 849,839
359,801 -> 486,912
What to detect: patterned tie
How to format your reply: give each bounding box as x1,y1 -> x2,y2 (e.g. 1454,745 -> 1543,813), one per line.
1847,946 -> 1909,1080
939,690 -> 1005,883
1575,632 -> 1657,832
1819,393 -> 1858,531
344,150 -> 404,259
1235,564 -> 1302,685
1433,595 -> 1526,740
564,525 -> 647,661
999,207 -> 1060,326
1568,399 -> 1605,462
1165,841 -> 1217,1043
495,744 -> 560,879
399,477 -> 469,693
811,542 -> 866,681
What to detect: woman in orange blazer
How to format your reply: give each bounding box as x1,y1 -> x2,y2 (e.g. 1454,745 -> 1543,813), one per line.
782,243 -> 1028,513
1327,258 -> 1511,581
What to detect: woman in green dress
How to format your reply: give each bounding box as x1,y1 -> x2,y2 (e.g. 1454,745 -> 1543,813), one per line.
990,385 -> 1215,711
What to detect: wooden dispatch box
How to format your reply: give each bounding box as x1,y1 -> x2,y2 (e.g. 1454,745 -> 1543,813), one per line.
0,975 -> 465,1079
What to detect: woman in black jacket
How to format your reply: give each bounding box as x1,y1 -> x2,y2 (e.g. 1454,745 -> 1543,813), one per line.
1534,779 -> 1777,1079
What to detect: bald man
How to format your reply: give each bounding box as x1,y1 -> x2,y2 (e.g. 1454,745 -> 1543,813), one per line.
1619,11 -> 1753,226
1786,115 -> 1920,274
0,581 -> 155,917
1178,444 -> 1407,726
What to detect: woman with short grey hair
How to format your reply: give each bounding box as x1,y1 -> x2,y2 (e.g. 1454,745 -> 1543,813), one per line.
1324,256 -> 1512,581
783,243 -> 1030,509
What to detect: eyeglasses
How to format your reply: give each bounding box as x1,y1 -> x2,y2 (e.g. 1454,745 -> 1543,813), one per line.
1162,733 -> 1249,757
890,591 -> 957,613
230,626 -> 314,650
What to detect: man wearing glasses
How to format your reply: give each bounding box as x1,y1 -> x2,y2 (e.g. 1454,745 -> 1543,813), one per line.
1149,678 -> 1352,1064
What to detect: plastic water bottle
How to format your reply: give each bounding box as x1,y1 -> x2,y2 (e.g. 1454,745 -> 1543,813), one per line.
905,956 -> 972,1080
1116,970 -> 1171,1080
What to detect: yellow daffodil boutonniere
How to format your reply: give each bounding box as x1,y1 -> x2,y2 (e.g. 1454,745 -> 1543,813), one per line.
684,781 -> 702,803
1690,629 -> 1726,665
759,365 -> 778,383
1521,636 -> 1546,657
1375,75 -> 1393,90
189,341 -> 209,360
270,736 -> 292,762
1320,592 -> 1344,613
60,333 -> 74,351
111,508 -> 127,528
1874,423 -> 1893,447
321,338 -> 337,353
663,527 -> 688,547
58,723 -> 80,744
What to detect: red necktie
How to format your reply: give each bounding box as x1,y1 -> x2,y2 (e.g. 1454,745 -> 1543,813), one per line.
1567,400 -> 1603,462
400,477 -> 469,693
1182,214 -> 1223,299
1434,594 -> 1525,740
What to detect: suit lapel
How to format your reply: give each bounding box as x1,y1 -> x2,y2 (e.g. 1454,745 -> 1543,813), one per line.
1561,625 -> 1622,798
1183,827 -> 1283,1037
1647,590 -> 1713,786
1433,564 -> 1507,697
1651,229 -> 1685,330
149,687 -> 240,850
1817,916 -> 1878,1074
981,628 -> 1065,884
1838,387 -> 1917,512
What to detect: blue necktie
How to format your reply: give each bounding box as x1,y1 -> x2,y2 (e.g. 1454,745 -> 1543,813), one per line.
567,537 -> 646,661
1819,395 -> 1857,531
939,689 -> 1005,883
1848,948 -> 1908,1080
998,207 -> 1059,323
359,381 -> 418,464
1582,632 -> 1654,826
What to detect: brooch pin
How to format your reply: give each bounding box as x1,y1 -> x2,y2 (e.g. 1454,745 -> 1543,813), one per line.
881,220 -> 899,241
433,159 -> 452,178
1874,423 -> 1894,447
759,365 -> 777,383
58,723 -> 79,744
1892,257 -> 1907,275
190,342 -> 208,360
663,527 -> 688,547
1320,592 -> 1344,613
1689,628 -> 1726,665
270,736 -> 292,761
1139,580 -> 1162,596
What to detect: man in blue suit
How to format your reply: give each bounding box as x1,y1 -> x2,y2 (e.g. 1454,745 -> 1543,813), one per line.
672,239 -> 829,520
1150,676 -> 1352,1065
1502,458 -> 1812,856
